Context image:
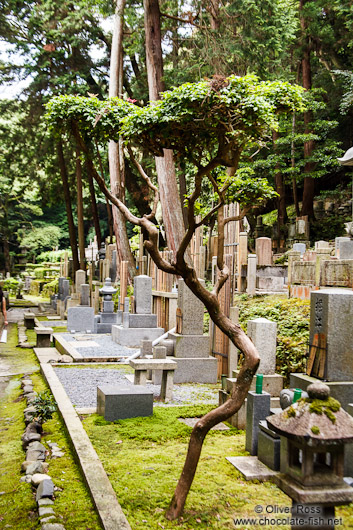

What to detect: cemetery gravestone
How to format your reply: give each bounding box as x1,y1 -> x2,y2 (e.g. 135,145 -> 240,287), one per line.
255,237 -> 272,266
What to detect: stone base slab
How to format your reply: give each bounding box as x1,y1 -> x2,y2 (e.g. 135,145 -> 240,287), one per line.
230,371 -> 284,396
171,356 -> 217,383
97,384 -> 153,421
226,456 -> 278,482
112,325 -> 164,348
289,373 -> 353,411
274,473 -> 353,505
168,332 -> 210,358
128,314 -> 158,328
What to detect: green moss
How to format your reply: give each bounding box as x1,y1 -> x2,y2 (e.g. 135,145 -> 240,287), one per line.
311,426 -> 320,435
307,397 -> 340,424
83,409 -> 292,529
285,406 -> 296,418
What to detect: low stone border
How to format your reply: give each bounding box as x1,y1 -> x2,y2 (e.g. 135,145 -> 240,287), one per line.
41,363 -> 131,530
20,375 -> 66,530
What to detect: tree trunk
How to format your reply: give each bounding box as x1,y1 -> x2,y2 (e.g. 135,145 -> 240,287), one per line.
144,0 -> 187,255
105,198 -> 114,243
86,161 -> 102,249
76,148 -> 86,270
56,140 -> 79,273
3,235 -> 10,274
299,0 -> 315,218
273,131 -> 287,245
109,0 -> 136,278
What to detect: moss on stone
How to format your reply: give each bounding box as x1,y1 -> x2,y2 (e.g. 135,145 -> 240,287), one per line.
311,425 -> 320,435
286,406 -> 296,418
306,396 -> 340,424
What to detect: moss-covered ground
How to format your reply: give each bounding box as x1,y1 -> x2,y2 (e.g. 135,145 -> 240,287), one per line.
0,325 -> 102,529
83,409 -> 353,529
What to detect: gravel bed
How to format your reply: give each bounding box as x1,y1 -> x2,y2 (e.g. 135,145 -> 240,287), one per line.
53,366 -> 219,408
60,333 -> 138,358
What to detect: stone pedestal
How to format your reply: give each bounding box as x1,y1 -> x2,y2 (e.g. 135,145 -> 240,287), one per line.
246,254 -> 257,295
245,391 -> 271,455
257,420 -> 280,471
97,385 -> 153,421
67,307 -> 95,333
247,317 -> 277,375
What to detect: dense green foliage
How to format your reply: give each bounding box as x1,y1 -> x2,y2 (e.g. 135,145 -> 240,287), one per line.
235,295 -> 310,383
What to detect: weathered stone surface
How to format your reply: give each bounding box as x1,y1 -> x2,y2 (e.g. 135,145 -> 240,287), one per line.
226,456 -> 277,481
26,461 -> 48,475
309,289 -> 353,381
134,275 -> 152,314
247,318 -> 277,375
41,523 -> 65,530
245,391 -> 271,455
20,475 -> 33,483
32,473 -> 52,486
36,479 -> 54,501
75,269 -> 86,293
67,306 -> 94,333
257,420 -> 280,471
255,237 -> 272,266
97,385 -> 153,421
177,279 -> 205,335
112,325 -> 164,348
21,379 -> 33,387
246,254 -> 257,295
38,506 -> 55,517
37,498 -> 54,506
80,283 -> 90,306
60,355 -> 73,363
41,516 -> 56,524
171,356 -> 218,384
23,385 -> 34,394
168,332 -> 210,359
127,314 -> 157,328
26,441 -> 46,462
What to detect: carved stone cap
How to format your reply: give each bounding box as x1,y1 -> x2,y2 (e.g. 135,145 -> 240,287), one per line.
307,382 -> 330,400
267,384 -> 353,446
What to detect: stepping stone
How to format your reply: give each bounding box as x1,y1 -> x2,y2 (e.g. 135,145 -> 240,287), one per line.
226,456 -> 278,481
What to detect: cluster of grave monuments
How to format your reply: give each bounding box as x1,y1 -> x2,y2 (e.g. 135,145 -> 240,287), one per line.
223,287 -> 353,530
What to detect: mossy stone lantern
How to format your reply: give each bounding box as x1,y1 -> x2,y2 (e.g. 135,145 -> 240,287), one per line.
267,382 -> 353,529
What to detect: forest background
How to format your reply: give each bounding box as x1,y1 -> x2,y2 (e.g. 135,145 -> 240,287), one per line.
1,0 -> 353,273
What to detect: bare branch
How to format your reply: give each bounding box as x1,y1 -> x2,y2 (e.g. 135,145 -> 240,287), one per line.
160,11 -> 200,28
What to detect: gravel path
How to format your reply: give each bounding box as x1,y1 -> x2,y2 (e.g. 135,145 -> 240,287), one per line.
60,333 -> 138,358
53,366 -> 219,408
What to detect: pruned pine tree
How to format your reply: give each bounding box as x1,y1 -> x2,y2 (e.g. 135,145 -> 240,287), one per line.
47,74 -> 305,518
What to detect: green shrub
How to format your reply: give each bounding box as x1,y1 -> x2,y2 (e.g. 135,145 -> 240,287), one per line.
235,295 -> 310,384
42,278 -> 59,297
27,391 -> 57,424
3,277 -> 22,295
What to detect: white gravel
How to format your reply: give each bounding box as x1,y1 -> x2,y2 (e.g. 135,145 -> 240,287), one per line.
53,366 -> 219,408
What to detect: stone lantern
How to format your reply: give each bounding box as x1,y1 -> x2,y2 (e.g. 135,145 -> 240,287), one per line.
267,382 -> 353,530
97,243 -> 106,261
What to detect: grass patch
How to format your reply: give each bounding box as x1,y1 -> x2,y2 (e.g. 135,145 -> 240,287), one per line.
83,403 -> 353,529
83,409 -> 292,529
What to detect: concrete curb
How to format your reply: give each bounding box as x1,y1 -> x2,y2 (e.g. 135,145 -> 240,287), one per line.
40,363 -> 131,530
